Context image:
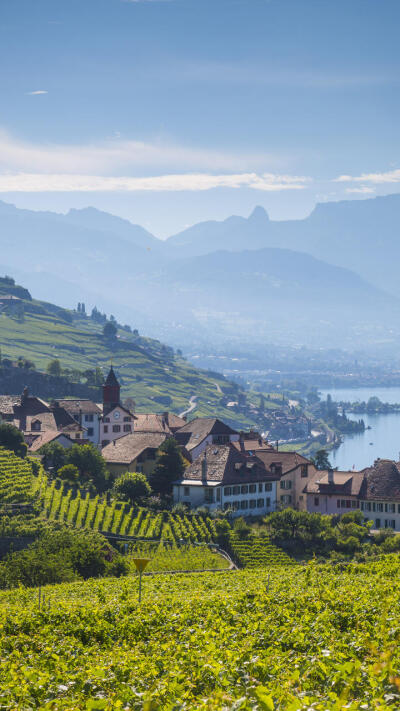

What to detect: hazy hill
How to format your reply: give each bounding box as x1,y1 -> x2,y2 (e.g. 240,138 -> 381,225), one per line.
167,195 -> 400,298
2,196 -> 400,352
0,277 -> 259,428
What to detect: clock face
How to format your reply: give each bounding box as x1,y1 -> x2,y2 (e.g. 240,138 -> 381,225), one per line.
114,411 -> 120,419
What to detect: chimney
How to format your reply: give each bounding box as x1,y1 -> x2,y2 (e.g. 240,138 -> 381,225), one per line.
328,468 -> 334,484
276,440 -> 279,451
113,439 -> 116,446
201,451 -> 208,481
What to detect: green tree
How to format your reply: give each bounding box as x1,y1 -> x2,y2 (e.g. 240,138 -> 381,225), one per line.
57,463 -> 79,484
148,438 -> 185,496
103,321 -> 117,339
0,423 -> 27,458
66,443 -> 109,492
40,441 -> 67,472
312,449 -> 331,470
47,358 -> 62,377
112,471 -> 151,504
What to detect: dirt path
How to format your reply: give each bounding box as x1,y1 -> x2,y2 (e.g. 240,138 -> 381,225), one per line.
179,395 -> 198,418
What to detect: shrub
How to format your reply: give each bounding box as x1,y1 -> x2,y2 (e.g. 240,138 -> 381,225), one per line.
0,423 -> 27,458
57,464 -> 79,484
112,472 -> 151,505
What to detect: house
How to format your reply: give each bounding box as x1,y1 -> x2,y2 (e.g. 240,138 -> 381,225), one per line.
359,459 -> 400,530
134,411 -> 186,435
102,431 -> 169,477
232,431 -> 275,455
173,442 -> 279,516
254,450 -> 315,510
100,367 -> 136,447
53,399 -> 102,445
174,417 -> 240,460
305,459 -> 400,531
27,430 -> 76,453
305,469 -> 364,514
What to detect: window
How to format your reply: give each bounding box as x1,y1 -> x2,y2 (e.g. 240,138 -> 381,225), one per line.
101,440 -> 109,447
31,420 -> 41,431
385,503 -> 388,513
337,500 -> 341,508
301,465 -> 308,478
258,483 -> 263,493
280,494 -> 292,505
85,414 -> 93,422
224,502 -> 231,510
376,518 -> 381,529
249,500 -> 256,509
204,489 -> 213,503
265,482 -> 272,492
87,427 -> 94,437
397,504 -> 400,514
240,500 -> 248,510
372,503 -> 376,512
352,500 -> 357,508
212,435 -> 229,444
224,487 -> 232,496
346,500 -> 351,508
103,425 -> 108,433
233,501 -> 240,510
241,485 -> 248,495
123,424 -> 131,432
75,433 -> 80,439
314,497 -> 319,506
280,480 -> 292,490
360,501 -> 364,511
217,488 -> 221,501
377,503 -> 383,512
257,498 -> 264,508
184,486 -> 190,497
232,486 -> 240,495
265,498 -> 270,507
123,416 -> 131,422
104,417 -> 110,423
112,425 -> 121,433
271,463 -> 282,476
249,484 -> 256,493
388,503 -> 396,513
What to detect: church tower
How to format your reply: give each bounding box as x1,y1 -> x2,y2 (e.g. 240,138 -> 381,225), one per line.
103,366 -> 120,415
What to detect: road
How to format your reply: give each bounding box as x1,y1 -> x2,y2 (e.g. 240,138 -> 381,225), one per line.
179,395 -> 198,419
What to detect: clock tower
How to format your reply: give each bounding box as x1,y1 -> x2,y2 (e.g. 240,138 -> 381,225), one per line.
103,366 -> 121,415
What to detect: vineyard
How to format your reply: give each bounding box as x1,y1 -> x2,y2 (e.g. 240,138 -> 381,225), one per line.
129,541 -> 230,572
1,555 -> 400,709
230,531 -> 294,567
42,480 -> 217,542
0,448 -> 37,503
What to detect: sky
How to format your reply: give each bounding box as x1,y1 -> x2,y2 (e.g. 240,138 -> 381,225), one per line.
1,0 -> 400,236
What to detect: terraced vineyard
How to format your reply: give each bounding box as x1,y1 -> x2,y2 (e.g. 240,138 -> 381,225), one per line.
2,556 -> 400,709
230,531 -> 294,567
0,449 -> 37,503
42,480 -> 217,542
129,540 -> 230,572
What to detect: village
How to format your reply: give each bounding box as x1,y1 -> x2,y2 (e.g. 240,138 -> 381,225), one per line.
1,365 -> 399,532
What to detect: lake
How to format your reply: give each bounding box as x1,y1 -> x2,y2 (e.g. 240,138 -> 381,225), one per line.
320,387 -> 400,471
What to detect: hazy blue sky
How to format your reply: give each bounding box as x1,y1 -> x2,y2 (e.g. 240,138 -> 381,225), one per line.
1,0 -> 400,235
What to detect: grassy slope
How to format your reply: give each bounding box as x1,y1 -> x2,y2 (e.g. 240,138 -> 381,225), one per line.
0,303 -> 257,428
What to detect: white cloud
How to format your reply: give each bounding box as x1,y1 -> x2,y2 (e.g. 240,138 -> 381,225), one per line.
345,186 -> 375,194
0,172 -> 311,193
0,129 -> 283,174
335,169 -> 400,184
26,90 -> 48,95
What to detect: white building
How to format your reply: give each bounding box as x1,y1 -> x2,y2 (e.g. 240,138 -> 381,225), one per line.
173,443 -> 279,516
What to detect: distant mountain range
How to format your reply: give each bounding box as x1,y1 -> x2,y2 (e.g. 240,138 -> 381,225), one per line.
1,194 -> 400,353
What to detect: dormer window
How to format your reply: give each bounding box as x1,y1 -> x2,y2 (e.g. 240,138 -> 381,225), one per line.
31,420 -> 41,432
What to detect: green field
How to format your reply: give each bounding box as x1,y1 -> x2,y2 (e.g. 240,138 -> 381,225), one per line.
0,295 -> 259,428
1,556 -> 400,709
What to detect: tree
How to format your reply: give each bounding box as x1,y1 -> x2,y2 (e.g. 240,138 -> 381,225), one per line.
103,321 -> 117,339
66,444 -> 109,492
57,463 -> 79,484
47,359 -> 62,377
148,438 -> 185,496
112,472 -> 151,504
40,442 -> 67,472
312,449 -> 331,470
0,423 -> 27,458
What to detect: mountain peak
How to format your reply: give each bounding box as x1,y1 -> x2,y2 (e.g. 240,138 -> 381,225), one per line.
248,205 -> 269,222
